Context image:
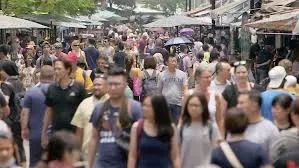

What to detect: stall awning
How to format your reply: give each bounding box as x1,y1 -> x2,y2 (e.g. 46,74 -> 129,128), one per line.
211,0 -> 248,19
245,9 -> 299,32
57,22 -> 86,28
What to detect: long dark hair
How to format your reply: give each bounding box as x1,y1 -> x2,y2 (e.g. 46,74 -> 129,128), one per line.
182,93 -> 210,126
272,94 -> 294,127
150,95 -> 174,142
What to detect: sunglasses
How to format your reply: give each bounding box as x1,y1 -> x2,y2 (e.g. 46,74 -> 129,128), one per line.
233,61 -> 246,67
73,44 -> 80,47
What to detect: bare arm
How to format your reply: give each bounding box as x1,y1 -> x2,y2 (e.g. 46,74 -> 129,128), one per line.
76,128 -> 84,147
88,127 -> 99,168
170,125 -> 181,168
219,95 -> 228,137
127,122 -> 139,168
20,108 -> 30,140
41,107 -> 53,148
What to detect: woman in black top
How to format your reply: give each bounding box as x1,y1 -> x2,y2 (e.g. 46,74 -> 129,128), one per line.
221,61 -> 264,109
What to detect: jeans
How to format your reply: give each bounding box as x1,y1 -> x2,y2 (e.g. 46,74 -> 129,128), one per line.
29,139 -> 42,167
256,69 -> 268,84
169,104 -> 182,125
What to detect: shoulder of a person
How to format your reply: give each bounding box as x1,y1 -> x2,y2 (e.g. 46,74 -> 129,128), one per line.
262,119 -> 279,131
80,96 -> 94,104
130,99 -> 141,108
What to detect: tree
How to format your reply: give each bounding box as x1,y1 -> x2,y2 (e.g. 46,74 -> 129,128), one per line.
144,0 -> 185,15
4,0 -> 96,16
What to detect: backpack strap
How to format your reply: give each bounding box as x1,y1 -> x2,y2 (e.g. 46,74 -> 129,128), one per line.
151,70 -> 156,78
179,125 -> 184,145
143,70 -> 150,79
220,142 -> 244,168
208,122 -> 213,142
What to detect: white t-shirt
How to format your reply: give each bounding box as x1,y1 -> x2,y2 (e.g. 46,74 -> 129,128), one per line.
188,89 -> 217,122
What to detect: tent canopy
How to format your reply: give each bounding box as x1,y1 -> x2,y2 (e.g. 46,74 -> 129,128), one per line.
143,15 -> 208,28
245,10 -> 299,32
0,15 -> 48,29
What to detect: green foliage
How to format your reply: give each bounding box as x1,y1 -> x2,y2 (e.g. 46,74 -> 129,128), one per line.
4,0 -> 96,16
144,0 -> 185,15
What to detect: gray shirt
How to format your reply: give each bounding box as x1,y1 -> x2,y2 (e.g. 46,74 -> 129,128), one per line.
158,69 -> 187,106
270,128 -> 299,163
179,122 -> 220,168
244,118 -> 279,155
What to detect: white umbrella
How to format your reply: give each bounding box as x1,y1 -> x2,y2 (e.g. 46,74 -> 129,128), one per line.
0,15 -> 48,29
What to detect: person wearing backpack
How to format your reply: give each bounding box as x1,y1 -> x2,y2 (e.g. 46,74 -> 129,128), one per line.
179,93 -> 220,168
142,57 -> 159,99
0,60 -> 26,165
127,95 -> 180,168
88,67 -> 142,168
211,108 -> 270,168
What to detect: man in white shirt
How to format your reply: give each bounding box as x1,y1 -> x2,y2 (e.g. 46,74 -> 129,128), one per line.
71,74 -> 109,156
210,61 -> 231,94
237,91 -> 279,155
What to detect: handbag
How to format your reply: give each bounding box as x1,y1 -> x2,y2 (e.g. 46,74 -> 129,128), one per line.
220,142 -> 244,168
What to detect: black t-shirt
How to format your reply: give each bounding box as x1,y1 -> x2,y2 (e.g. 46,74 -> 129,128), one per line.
222,83 -> 265,109
45,81 -> 86,132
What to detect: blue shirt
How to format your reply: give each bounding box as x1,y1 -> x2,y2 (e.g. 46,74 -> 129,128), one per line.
22,83 -> 50,140
84,47 -> 100,70
261,90 -> 294,121
211,140 -> 269,168
90,99 -> 142,168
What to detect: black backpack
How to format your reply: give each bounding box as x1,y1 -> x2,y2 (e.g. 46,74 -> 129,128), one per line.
1,82 -> 24,123
142,70 -> 158,95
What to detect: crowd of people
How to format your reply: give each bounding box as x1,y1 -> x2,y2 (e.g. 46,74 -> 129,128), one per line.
0,29 -> 298,168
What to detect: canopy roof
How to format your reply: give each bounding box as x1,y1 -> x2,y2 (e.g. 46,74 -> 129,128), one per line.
245,9 -> 299,32
144,15 -> 209,28
0,15 -> 48,29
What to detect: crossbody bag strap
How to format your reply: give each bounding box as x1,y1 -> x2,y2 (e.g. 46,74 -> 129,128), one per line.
220,142 -> 244,168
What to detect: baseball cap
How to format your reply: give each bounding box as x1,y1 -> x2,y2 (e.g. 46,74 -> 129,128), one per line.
285,75 -> 297,87
268,66 -> 287,89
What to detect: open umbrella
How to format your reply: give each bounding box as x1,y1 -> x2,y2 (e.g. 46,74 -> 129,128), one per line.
165,37 -> 193,46
0,15 -> 48,29
149,27 -> 165,33
180,28 -> 194,36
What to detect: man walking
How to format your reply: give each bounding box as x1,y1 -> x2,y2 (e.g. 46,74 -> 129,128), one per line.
41,59 -> 86,148
21,65 -> 55,167
71,74 -> 109,157
158,55 -> 188,124
88,66 -> 142,168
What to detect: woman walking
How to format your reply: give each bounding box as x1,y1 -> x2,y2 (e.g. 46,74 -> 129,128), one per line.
127,95 -> 180,168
